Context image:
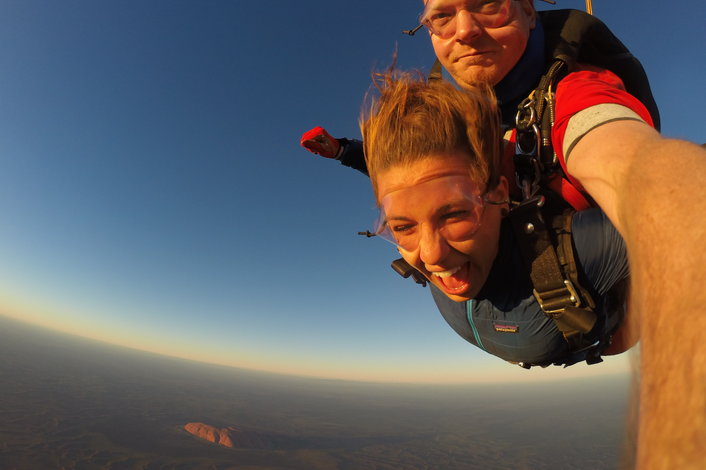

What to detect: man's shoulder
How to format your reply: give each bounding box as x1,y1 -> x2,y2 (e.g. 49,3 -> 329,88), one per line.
557,65 -> 628,97
554,64 -> 654,126
551,64 -> 655,186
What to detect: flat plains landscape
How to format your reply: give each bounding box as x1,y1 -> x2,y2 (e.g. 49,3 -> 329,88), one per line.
0,315 -> 632,469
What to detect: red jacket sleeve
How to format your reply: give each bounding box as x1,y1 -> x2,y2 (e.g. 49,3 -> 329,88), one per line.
552,66 -> 654,191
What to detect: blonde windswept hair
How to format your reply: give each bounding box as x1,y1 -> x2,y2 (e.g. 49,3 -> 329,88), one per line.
360,68 -> 502,200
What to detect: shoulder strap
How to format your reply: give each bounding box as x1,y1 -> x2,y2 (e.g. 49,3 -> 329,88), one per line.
507,194 -> 601,358
514,59 -> 567,198
539,9 -> 660,130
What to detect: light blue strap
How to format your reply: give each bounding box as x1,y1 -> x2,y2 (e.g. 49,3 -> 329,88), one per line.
466,299 -> 486,351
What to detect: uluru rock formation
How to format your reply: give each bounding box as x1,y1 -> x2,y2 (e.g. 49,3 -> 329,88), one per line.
183,422 -> 272,449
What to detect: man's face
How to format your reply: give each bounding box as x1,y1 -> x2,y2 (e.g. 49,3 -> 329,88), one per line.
375,153 -> 508,302
424,0 -> 536,88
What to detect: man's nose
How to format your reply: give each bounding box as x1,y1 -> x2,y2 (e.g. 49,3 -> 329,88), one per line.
418,225 -> 450,266
454,9 -> 484,42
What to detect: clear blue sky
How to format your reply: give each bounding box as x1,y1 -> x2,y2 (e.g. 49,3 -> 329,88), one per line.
0,0 -> 703,383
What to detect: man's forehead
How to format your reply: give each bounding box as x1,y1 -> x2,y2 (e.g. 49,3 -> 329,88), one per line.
423,0 -> 537,5
422,0 -> 515,7
423,0 -> 464,11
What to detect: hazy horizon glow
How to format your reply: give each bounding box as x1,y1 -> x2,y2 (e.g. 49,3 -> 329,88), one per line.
1,308 -> 632,384
0,0 -> 700,384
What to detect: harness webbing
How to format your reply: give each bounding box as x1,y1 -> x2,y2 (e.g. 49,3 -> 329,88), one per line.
511,54 -> 604,362
507,195 -> 600,357
539,9 -> 660,130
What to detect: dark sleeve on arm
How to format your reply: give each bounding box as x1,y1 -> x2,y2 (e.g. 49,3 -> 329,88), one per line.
337,138 -> 369,176
571,209 -> 629,296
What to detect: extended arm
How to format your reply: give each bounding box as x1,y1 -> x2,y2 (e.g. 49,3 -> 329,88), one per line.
568,119 -> 706,469
300,126 -> 368,175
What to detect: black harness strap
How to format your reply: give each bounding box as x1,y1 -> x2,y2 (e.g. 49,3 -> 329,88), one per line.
507,195 -> 599,356
539,9 -> 660,130
511,54 -> 604,362
553,207 -> 596,314
514,59 -> 566,198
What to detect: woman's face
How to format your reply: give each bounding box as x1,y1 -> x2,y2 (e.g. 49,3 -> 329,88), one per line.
375,152 -> 507,302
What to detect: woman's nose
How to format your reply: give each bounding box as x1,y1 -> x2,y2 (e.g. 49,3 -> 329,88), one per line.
418,225 -> 450,266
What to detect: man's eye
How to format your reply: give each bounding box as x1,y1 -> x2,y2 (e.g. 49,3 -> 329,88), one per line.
429,11 -> 454,23
478,0 -> 503,13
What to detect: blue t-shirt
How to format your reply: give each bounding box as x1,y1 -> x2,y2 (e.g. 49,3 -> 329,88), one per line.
431,208 -> 629,367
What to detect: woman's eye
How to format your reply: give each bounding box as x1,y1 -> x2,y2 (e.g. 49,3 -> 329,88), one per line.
392,224 -> 414,233
441,211 -> 470,221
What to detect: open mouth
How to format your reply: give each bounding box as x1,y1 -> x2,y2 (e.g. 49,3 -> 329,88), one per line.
431,263 -> 471,295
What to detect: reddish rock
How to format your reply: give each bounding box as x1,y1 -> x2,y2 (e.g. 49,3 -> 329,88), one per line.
183,422 -> 271,449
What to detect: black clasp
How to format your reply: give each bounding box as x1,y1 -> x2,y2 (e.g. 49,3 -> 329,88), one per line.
514,96 -> 543,200
391,258 -> 427,287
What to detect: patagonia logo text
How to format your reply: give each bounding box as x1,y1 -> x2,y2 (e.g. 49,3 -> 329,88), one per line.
494,323 -> 519,333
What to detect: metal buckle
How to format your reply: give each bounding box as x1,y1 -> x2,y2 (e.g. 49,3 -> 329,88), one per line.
515,96 -> 544,200
533,279 -> 582,315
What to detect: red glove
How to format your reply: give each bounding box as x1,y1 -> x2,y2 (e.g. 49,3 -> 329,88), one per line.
300,126 -> 341,159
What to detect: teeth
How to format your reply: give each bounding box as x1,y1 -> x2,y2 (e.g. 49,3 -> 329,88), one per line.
432,266 -> 461,278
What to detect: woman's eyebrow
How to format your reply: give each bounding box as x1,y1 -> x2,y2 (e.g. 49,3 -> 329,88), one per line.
385,214 -> 414,222
436,200 -> 473,214
384,195 -> 475,221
